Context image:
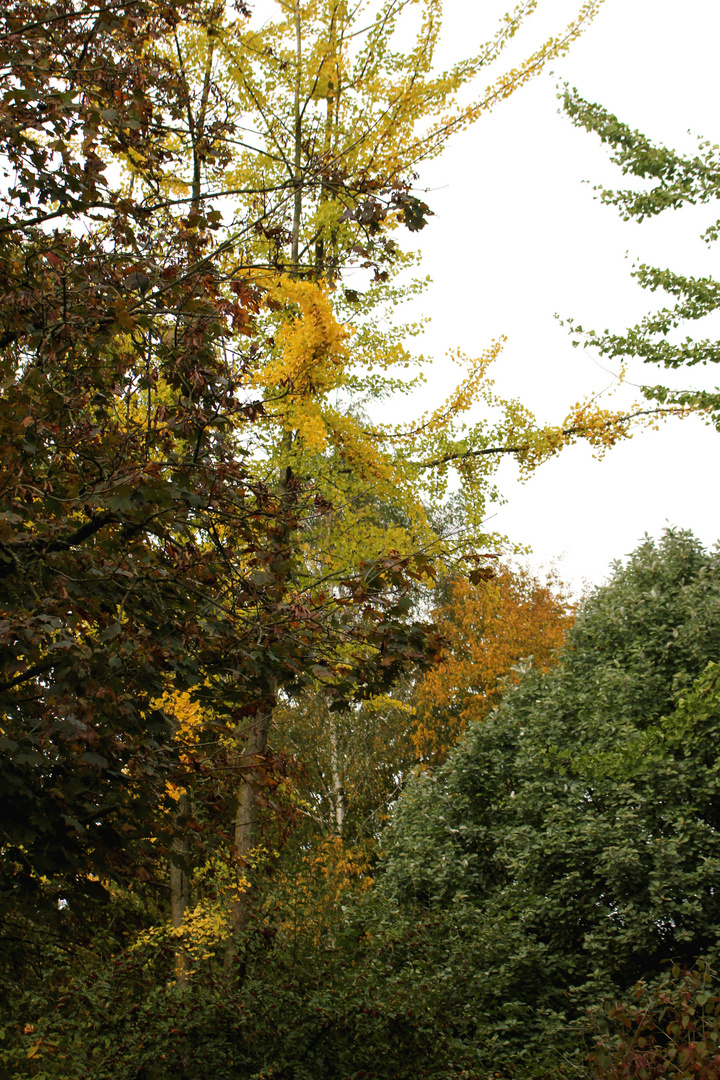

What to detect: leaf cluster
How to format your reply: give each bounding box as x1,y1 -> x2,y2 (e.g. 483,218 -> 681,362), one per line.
561,85 -> 720,425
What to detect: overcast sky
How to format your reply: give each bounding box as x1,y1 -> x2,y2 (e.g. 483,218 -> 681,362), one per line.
399,0 -> 720,592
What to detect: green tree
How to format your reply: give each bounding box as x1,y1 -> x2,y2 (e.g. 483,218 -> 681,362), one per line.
561,85 -> 720,426
372,528 -> 720,1076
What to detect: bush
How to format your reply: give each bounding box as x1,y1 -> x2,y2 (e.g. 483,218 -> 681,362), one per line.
589,961 -> 720,1080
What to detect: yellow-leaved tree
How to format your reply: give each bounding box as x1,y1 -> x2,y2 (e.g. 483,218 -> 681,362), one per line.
141,0 -> 700,950
158,0 -> 690,582
202,0 -> 689,573
216,0 -> 605,274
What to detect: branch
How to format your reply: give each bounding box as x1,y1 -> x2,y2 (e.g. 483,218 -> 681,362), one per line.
0,660 -> 55,695
3,0 -> 145,37
0,513 -> 117,580
422,445 -> 526,469
421,407 -> 688,470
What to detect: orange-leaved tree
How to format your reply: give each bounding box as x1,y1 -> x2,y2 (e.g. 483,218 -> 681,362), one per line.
413,565 -> 575,765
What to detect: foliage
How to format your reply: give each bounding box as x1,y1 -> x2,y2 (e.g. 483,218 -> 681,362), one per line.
561,85 -> 720,426
589,960 -> 720,1080
6,5 -> 714,1080
412,565 -> 574,764
177,0 -> 617,964
0,938 -> 468,1080
0,0 -> 444,965
372,529 -> 720,1074
6,529 -> 719,1080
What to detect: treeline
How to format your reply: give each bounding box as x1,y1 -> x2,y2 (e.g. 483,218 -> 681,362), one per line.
6,531 -> 720,1079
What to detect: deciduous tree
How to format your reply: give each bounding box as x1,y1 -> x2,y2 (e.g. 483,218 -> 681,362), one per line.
412,564 -> 573,764
375,529 -> 720,1075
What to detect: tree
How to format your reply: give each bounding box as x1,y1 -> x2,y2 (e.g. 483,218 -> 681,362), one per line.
214,0 -> 604,278
164,3 -> 697,947
561,85 -> 720,426
412,564 -> 574,764
0,0 -> 256,924
5,2 -> 679,1071
273,683 -> 419,843
0,0 -> 616,973
207,0 -> 703,555
269,564 -> 572,856
165,0 -> 612,944
160,0 -> 648,585
217,0 -> 660,567
373,529 -> 720,1076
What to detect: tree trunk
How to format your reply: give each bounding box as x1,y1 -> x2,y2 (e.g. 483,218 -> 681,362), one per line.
291,0 -> 303,270
170,791 -> 191,981
226,699 -> 275,962
329,718 -> 346,837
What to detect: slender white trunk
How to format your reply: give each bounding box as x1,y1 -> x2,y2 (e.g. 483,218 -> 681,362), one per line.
329,718 -> 346,837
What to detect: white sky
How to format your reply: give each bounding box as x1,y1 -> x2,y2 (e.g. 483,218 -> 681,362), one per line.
399,0 -> 720,592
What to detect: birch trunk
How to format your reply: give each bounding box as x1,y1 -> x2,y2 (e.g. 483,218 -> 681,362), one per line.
328,718 -> 347,837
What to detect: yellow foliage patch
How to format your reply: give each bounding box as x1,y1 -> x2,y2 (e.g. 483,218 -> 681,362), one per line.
273,836 -> 373,946
258,278 -> 352,454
